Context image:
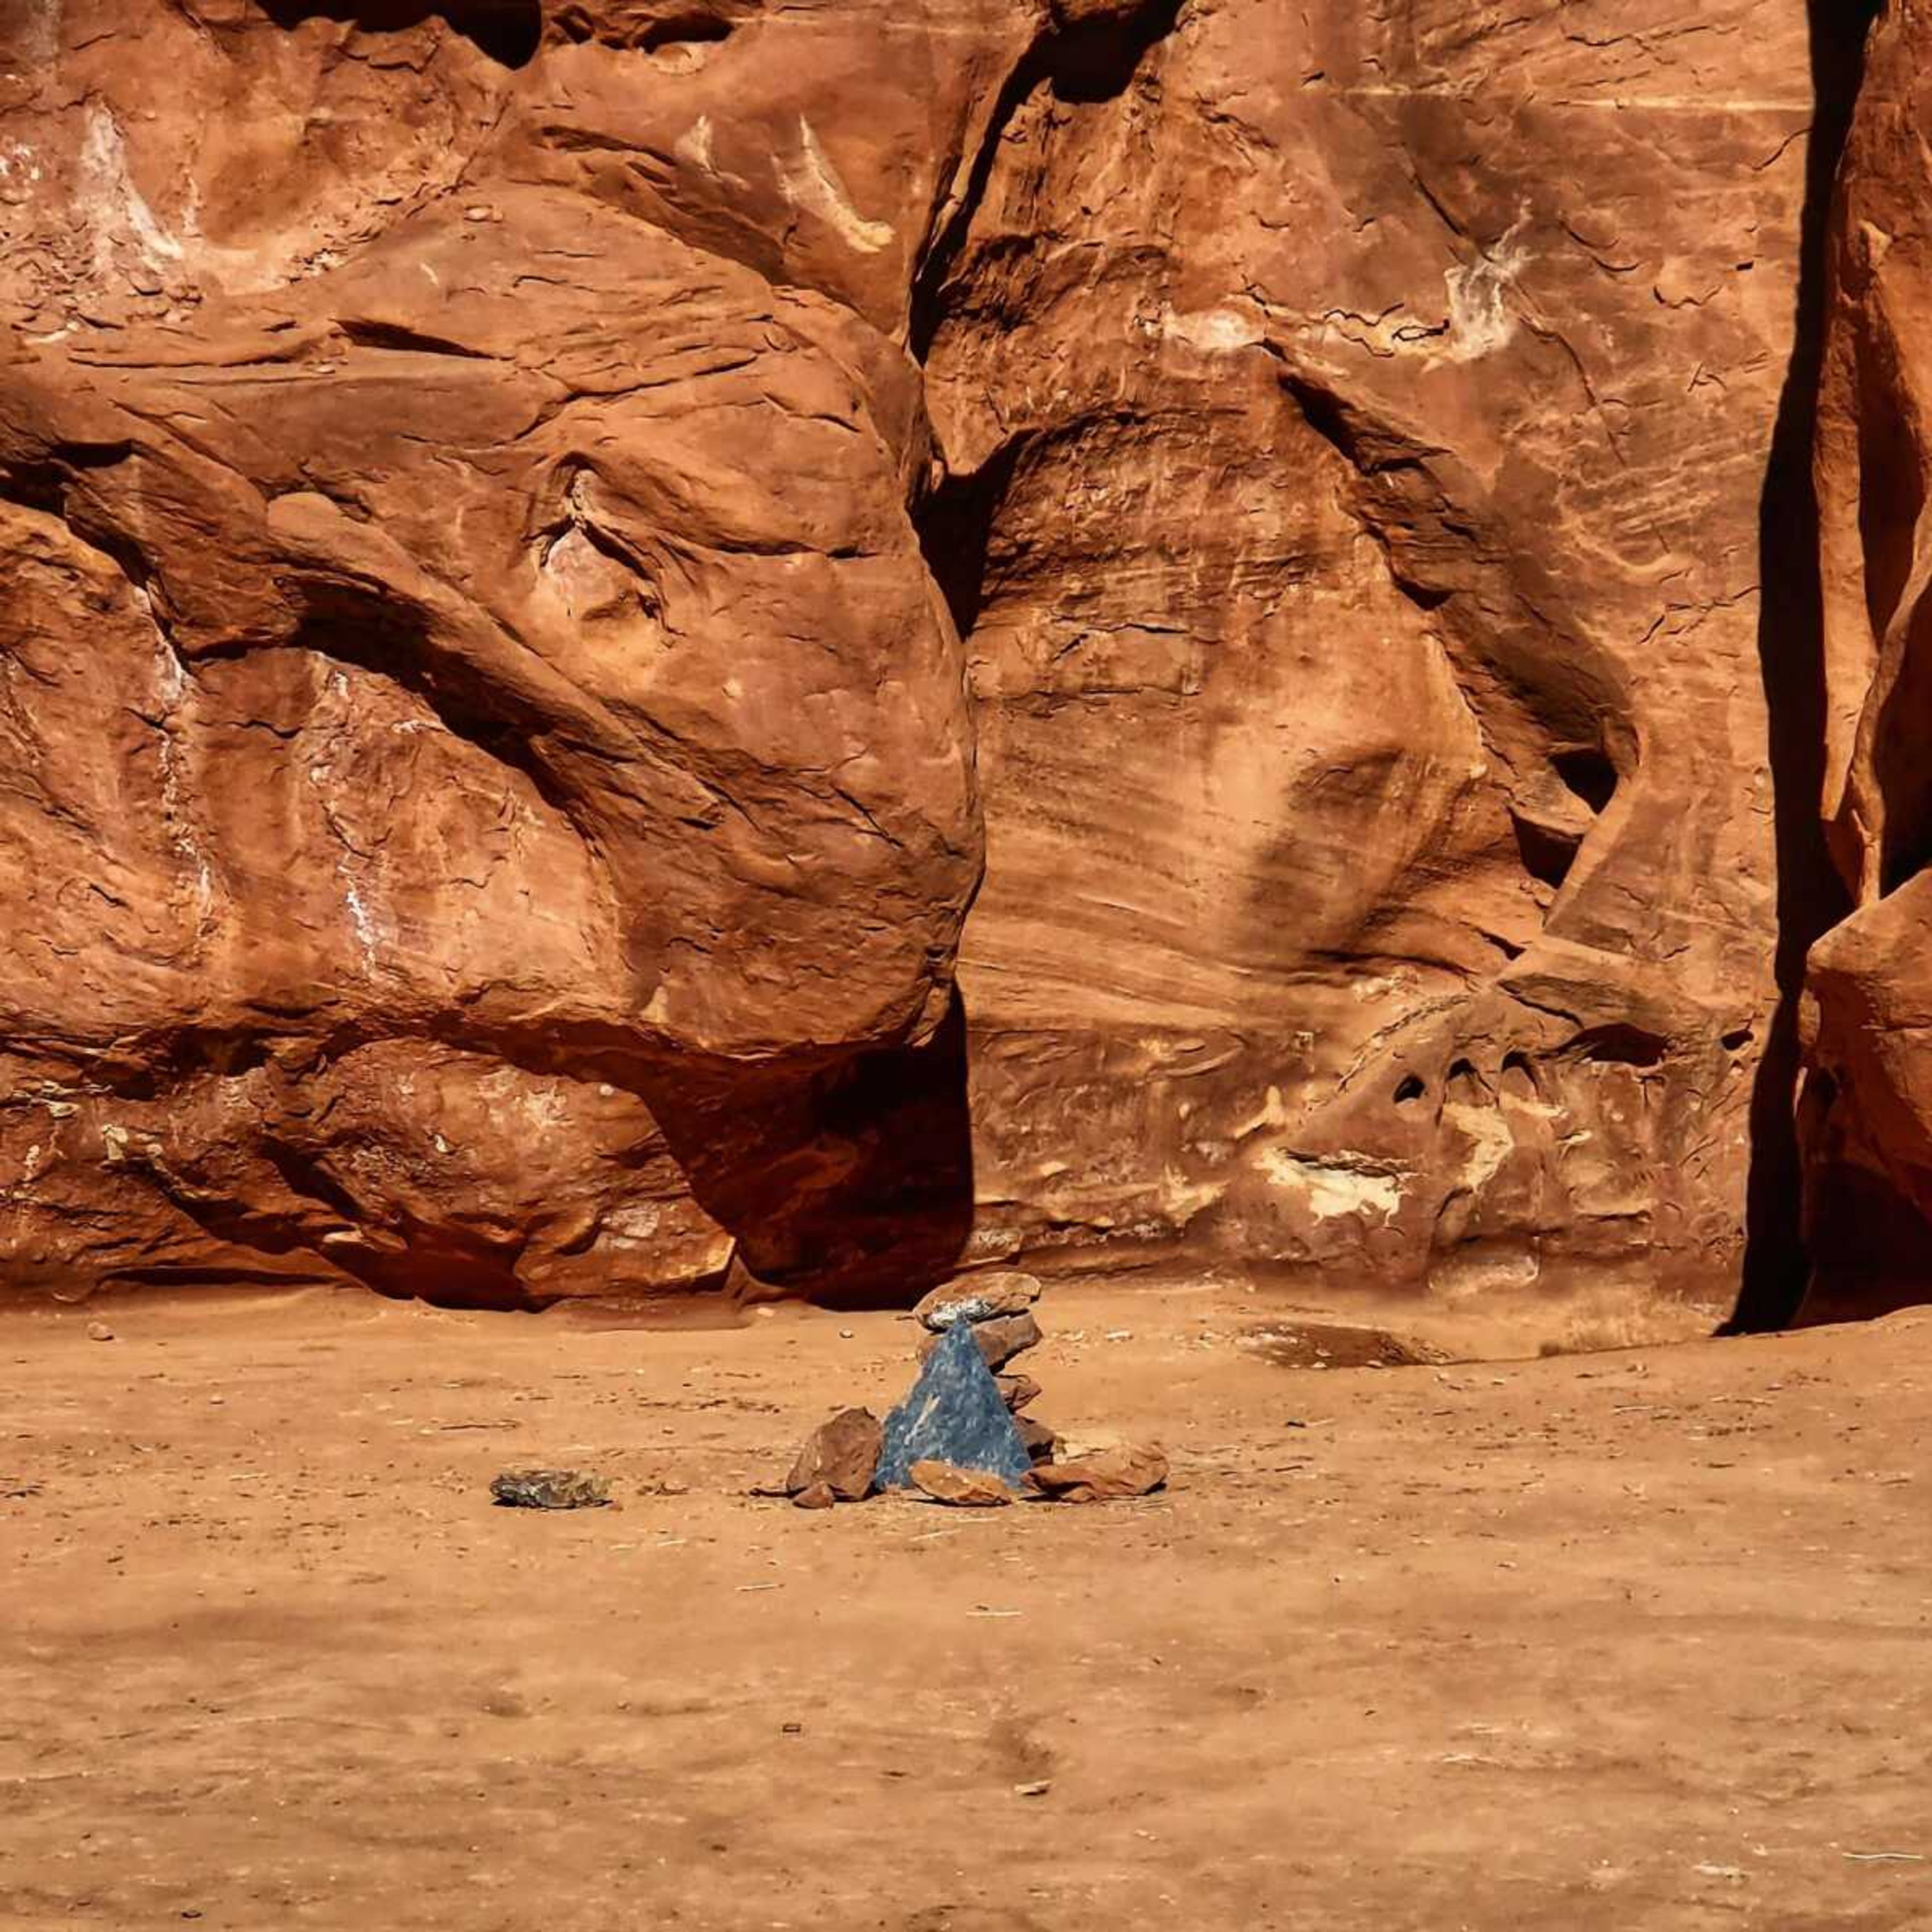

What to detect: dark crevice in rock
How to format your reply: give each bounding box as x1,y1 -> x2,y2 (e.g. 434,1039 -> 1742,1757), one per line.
1732,0 -> 1879,1333
908,0 -> 1184,366
257,1 -> 543,67
99,1262 -> 336,1291
260,1142 -> 368,1230
644,988 -> 977,1310
127,1128 -> 546,1311
337,318 -> 494,359
914,433 -> 1034,639
1500,1050 -> 1539,1098
637,11 -> 734,50
1270,366 -> 1442,479
2,455 -> 196,675
1510,811 -> 1582,890
267,1141 -> 542,1310
270,585 -> 591,834
1044,0 -> 1184,103
86,1029 -> 278,1098
552,5 -> 743,51
1389,571 -> 1453,612
1271,359 -> 1632,920
1552,745 -> 1618,814
1562,1023 -> 1668,1070
1792,1153 -> 1932,1324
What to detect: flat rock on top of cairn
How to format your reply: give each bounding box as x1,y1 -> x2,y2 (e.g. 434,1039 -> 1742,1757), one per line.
911,1270 -> 1043,1332
875,1318 -> 1033,1492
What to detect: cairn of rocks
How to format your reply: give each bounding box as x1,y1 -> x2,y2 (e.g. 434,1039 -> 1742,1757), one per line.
774,1271 -> 1167,1508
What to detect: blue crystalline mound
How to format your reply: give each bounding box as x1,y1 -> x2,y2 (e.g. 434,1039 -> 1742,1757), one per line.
873,1317 -> 1033,1491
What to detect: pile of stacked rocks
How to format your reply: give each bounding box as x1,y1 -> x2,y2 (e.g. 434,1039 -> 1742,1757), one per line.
907,1270 -> 1058,1469
775,1271 -> 1167,1509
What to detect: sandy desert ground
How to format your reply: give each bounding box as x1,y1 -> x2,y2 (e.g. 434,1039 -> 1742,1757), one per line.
3,1281 -> 1928,1931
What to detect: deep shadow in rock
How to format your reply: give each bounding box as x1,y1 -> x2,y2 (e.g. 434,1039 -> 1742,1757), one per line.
645,988 -> 977,1312
1794,1155 -> 1932,1324
908,0 -> 1183,362
1732,0 -> 1876,1333
259,1 -> 542,67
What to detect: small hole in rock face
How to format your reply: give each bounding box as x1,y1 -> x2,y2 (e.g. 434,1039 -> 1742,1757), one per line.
1721,1026 -> 1753,1052
1510,811 -> 1581,890
1444,1058 -> 1484,1103
1552,746 -> 1619,814
1499,1050 -> 1539,1098
1566,1023 -> 1668,1069
559,6 -> 738,49
1042,0 -> 1183,103
1393,1073 -> 1425,1105
639,11 -> 734,49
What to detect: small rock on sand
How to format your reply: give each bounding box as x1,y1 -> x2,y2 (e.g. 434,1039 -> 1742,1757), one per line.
784,1406 -> 882,1502
490,1469 -> 612,1509
86,1321 -> 114,1342
909,1460 -> 1017,1506
792,1482 -> 837,1510
1028,1443 -> 1168,1502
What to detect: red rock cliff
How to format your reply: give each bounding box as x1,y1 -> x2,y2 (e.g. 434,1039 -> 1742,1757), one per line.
0,1 -> 1869,1317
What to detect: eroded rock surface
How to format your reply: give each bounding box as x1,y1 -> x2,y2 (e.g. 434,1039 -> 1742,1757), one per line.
932,2 -> 1810,1307
0,0 -> 992,1304
1800,0 -> 1932,1317
0,1 -> 1823,1314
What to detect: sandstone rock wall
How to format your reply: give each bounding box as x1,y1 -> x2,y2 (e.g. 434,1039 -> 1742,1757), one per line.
1801,0 -> 1932,1318
0,1 -> 1831,1316
935,2 -> 1810,1309
0,0 -> 997,1304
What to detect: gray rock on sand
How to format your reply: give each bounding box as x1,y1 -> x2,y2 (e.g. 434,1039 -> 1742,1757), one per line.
875,1319 -> 1033,1492
490,1468 -> 611,1509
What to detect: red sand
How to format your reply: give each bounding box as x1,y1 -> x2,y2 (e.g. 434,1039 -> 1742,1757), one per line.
4,1283 -> 1928,1930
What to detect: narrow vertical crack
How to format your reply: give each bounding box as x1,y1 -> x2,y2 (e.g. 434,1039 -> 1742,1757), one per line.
1731,0 -> 1880,1332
